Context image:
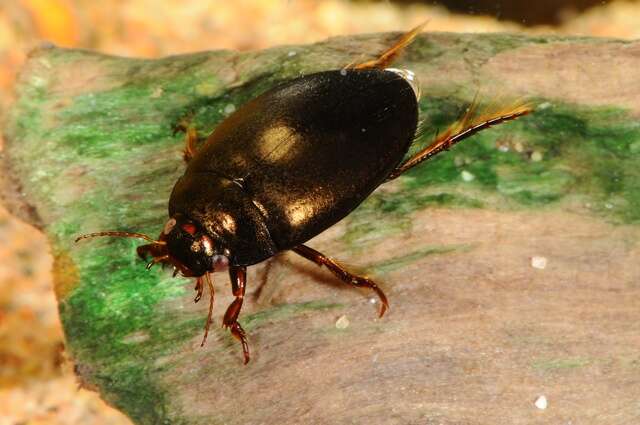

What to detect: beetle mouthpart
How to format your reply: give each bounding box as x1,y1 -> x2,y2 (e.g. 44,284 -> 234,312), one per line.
211,255 -> 229,272
385,68 -> 421,101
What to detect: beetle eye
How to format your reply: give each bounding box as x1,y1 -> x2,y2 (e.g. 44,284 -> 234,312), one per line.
182,223 -> 197,235
190,241 -> 201,253
163,218 -> 177,234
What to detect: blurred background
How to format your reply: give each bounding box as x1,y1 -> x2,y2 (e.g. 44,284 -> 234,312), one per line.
0,1 -> 638,423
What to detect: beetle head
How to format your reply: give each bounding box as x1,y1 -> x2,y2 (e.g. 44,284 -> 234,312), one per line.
156,215 -> 230,277
75,215 -> 230,278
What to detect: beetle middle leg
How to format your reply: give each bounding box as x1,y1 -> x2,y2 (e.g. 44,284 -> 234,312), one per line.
292,244 -> 389,317
222,265 -> 250,364
172,116 -> 202,163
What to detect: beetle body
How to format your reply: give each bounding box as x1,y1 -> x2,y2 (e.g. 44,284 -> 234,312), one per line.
169,69 -> 419,267
77,24 -> 532,363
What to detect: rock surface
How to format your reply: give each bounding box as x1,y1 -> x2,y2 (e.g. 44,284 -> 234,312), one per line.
3,32 -> 640,424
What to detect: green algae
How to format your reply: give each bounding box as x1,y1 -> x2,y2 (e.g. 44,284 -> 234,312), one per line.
533,357 -> 590,372
366,244 -> 471,275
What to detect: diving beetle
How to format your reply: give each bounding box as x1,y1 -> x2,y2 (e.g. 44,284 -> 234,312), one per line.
77,24 -> 532,364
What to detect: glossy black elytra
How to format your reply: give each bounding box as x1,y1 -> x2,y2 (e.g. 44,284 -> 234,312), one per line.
76,24 -> 532,364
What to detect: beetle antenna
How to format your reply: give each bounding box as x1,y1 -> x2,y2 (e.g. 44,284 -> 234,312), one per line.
75,231 -> 166,245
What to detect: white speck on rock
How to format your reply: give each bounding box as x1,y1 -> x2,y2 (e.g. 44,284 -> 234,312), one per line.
150,87 -> 163,98
531,256 -> 548,270
461,170 -> 475,182
369,297 -> 377,304
534,395 -> 548,410
288,51 -> 297,57
335,315 -> 350,329
224,103 -> 236,115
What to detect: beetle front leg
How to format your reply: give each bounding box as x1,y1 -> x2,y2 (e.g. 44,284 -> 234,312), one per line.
292,244 -> 389,317
224,265 -> 250,364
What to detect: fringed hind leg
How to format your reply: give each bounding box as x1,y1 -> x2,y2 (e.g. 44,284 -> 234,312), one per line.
345,21 -> 427,71
386,101 -> 534,181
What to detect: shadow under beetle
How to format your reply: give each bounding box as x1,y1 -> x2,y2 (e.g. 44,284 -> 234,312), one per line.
77,23 -> 532,364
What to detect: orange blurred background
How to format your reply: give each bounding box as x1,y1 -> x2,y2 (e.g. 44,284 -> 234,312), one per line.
0,1 -> 638,423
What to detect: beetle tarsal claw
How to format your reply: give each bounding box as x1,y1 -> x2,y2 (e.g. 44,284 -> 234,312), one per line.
194,277 -> 204,303
145,254 -> 169,270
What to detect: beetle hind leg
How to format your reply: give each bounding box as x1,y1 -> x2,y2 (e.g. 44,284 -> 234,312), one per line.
386,100 -> 534,180
292,244 -> 389,317
346,21 -> 426,71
